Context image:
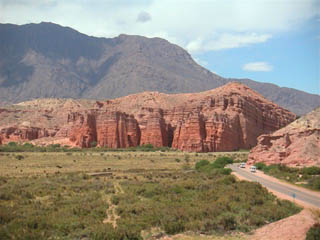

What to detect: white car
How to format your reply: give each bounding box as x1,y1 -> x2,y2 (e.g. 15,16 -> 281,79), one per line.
239,162 -> 246,168
250,166 -> 257,173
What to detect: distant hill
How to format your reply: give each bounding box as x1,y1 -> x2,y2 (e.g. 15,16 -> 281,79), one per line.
0,22 -> 319,115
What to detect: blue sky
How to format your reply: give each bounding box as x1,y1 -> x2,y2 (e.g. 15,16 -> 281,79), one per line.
1,0 -> 319,94
195,18 -> 320,94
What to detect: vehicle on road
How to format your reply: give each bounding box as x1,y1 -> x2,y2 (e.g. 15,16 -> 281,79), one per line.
250,166 -> 257,173
239,162 -> 246,168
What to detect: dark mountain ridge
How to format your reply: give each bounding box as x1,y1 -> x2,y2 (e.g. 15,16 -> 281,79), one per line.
0,22 -> 319,115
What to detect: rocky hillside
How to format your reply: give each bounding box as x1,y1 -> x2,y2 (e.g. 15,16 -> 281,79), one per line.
0,22 -> 319,115
248,107 -> 320,167
0,82 -> 296,152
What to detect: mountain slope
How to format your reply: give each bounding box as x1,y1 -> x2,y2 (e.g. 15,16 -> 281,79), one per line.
0,22 -> 319,115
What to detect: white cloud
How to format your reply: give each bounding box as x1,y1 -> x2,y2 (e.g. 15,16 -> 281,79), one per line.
243,62 -> 273,72
1,0 -> 319,52
186,33 -> 271,53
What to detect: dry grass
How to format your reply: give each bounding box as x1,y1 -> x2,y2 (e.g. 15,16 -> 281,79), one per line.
171,234 -> 246,240
0,151 -> 248,177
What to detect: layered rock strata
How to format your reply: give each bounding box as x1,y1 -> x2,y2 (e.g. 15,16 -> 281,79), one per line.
248,107 -> 320,167
0,82 -> 296,152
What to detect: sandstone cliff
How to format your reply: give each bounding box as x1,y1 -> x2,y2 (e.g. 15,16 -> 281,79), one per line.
0,82 -> 296,152
248,107 -> 320,167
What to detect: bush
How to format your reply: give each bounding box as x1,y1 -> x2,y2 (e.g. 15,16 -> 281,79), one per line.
302,167 -> 320,175
219,168 -> 232,175
163,220 -> 185,234
195,157 -> 233,174
255,162 -> 267,170
8,142 -> 17,147
15,155 -> 25,160
90,141 -> 97,148
195,160 -> 210,170
23,143 -> 33,148
142,144 -> 153,149
306,223 -> 320,240
212,156 -> 233,168
308,177 -> 320,190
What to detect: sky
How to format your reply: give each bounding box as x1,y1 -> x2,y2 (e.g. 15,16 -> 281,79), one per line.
1,0 -> 319,94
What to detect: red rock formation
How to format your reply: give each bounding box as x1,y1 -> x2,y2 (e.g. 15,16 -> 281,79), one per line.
172,113 -> 206,152
67,111 -> 141,148
140,109 -> 168,147
0,126 -> 48,144
248,107 -> 320,167
68,112 -> 97,148
96,112 -> 140,148
0,82 -> 297,152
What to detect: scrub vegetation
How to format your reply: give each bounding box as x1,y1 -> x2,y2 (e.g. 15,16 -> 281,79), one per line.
254,163 -> 320,191
0,154 -> 301,239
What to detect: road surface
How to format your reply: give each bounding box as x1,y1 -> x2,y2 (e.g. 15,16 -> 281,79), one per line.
228,164 -> 320,208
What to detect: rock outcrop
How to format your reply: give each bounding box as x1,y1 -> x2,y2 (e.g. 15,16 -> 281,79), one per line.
0,82 -> 296,152
248,107 -> 320,167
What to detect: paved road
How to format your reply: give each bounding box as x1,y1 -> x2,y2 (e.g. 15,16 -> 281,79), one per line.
228,164 -> 320,208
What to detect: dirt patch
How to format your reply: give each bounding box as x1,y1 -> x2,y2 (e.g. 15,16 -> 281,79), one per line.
103,182 -> 123,228
248,209 -> 317,240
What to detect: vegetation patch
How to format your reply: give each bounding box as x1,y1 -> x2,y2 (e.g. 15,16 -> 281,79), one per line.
0,155 -> 301,239
0,142 -> 174,153
254,163 -> 320,191
306,223 -> 320,240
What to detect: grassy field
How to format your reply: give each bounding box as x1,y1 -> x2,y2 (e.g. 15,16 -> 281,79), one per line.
0,151 -> 301,240
0,151 -> 248,177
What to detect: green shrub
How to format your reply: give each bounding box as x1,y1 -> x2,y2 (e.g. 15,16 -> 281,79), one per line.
142,144 -> 153,149
219,213 -> 236,230
163,220 -> 185,234
302,167 -> 320,175
48,144 -> 61,148
8,142 -> 17,147
195,157 -> 233,174
195,160 -> 210,170
255,162 -> 267,170
306,223 -> 320,240
23,143 -> 33,148
308,177 -> 320,190
219,168 -> 232,175
211,156 -> 233,168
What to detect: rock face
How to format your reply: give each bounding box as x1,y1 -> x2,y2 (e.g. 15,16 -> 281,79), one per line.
248,107 -> 320,167
0,83 -> 296,152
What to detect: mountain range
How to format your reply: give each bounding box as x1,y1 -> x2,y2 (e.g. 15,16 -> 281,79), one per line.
0,22 -> 319,115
